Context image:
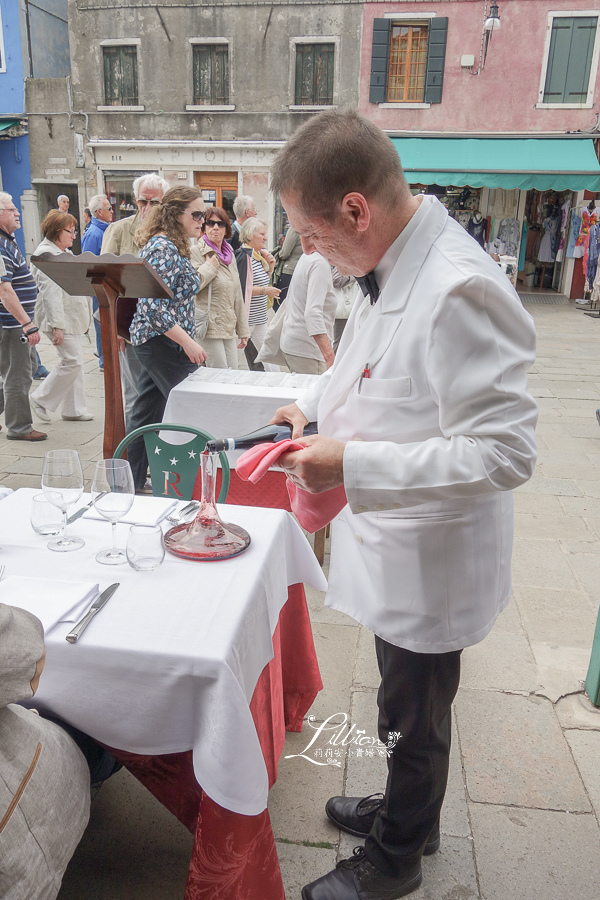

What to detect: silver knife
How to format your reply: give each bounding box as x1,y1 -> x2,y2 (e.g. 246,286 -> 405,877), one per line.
67,491 -> 108,524
66,583 -> 120,643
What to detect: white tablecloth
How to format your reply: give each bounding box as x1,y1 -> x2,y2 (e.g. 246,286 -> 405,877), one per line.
1,488 -> 326,815
162,367 -> 319,466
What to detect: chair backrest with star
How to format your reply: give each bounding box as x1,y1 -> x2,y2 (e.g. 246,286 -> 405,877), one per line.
113,424 -> 230,501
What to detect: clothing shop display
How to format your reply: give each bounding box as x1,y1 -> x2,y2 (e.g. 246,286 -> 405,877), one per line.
585,222 -> 600,293
518,221 -> 528,271
491,188 -> 519,220
467,212 -> 486,248
538,214 -> 560,263
497,218 -> 520,258
566,212 -> 582,258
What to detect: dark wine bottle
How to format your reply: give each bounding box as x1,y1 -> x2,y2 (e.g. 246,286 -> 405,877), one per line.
206,421 -> 318,453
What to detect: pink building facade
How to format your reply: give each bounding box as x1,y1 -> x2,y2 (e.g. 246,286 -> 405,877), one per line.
359,0 -> 600,135
359,1 -> 600,298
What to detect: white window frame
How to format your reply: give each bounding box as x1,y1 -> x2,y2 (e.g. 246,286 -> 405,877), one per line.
186,38 -> 234,112
289,36 -> 340,111
98,39 -> 144,111
0,6 -> 6,75
379,16 -> 436,109
537,10 -> 600,109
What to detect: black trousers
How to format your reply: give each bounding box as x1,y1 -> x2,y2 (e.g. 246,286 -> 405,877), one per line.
364,638 -> 462,877
128,335 -> 198,490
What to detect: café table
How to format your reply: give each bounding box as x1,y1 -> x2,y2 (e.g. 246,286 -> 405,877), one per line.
0,488 -> 326,899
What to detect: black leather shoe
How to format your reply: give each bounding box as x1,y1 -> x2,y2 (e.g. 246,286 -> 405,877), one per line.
301,846 -> 422,900
326,794 -> 440,855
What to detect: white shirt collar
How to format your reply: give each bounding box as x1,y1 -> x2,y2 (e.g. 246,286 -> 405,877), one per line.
374,195 -> 428,293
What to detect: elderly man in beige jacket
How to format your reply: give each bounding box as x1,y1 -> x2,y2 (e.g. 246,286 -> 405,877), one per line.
101,173 -> 169,429
0,604 -> 90,899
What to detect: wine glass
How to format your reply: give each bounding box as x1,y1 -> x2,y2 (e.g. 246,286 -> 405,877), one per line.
92,459 -> 135,565
41,449 -> 85,552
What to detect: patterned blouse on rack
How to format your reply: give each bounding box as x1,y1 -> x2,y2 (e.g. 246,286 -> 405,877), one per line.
130,235 -> 201,346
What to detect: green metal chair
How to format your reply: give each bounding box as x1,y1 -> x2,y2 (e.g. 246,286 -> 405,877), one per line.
113,424 -> 230,502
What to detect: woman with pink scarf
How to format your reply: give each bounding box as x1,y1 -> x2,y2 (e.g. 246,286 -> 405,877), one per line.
190,207 -> 249,368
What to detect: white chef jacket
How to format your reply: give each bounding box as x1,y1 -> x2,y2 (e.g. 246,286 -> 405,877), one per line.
296,196 -> 538,653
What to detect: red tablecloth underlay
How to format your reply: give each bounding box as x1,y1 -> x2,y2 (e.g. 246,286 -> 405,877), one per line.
108,470 -> 323,900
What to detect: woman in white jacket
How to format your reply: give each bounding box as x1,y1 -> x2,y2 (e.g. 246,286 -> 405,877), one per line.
29,211 -> 93,423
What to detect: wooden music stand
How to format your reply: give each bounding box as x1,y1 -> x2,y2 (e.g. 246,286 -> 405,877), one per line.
30,251 -> 173,458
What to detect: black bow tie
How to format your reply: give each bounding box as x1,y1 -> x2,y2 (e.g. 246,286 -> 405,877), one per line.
355,270 -> 380,305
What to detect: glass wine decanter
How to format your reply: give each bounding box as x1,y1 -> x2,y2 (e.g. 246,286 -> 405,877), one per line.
164,451 -> 250,561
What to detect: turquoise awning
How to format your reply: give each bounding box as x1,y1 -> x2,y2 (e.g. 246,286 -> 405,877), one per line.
0,119 -> 20,135
390,137 -> 600,191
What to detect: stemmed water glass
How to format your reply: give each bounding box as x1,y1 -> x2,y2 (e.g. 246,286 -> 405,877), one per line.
41,449 -> 85,552
91,459 -> 135,565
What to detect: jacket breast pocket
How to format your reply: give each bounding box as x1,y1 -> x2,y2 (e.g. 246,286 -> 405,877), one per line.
358,376 -> 411,399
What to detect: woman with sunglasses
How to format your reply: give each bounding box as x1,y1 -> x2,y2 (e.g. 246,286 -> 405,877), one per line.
127,186 -> 208,491
191,207 -> 249,369
29,210 -> 93,425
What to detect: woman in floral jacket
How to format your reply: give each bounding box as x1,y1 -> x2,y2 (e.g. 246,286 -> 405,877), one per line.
127,185 -> 207,491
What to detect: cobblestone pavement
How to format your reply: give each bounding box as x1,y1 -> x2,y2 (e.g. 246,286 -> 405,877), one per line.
2,303 -> 600,899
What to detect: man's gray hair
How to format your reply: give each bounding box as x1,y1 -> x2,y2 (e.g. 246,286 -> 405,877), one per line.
133,173 -> 170,199
239,217 -> 266,244
0,191 -> 13,208
270,108 -> 408,220
57,194 -> 69,203
89,194 -> 108,216
233,194 -> 254,220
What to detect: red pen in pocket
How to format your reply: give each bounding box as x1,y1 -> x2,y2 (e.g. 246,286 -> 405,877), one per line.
358,363 -> 371,393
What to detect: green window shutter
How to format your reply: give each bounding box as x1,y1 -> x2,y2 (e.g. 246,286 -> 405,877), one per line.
295,44 -> 334,105
295,44 -> 313,104
194,45 -> 229,105
544,17 -> 598,103
369,18 -> 391,104
214,45 -> 229,105
121,46 -> 138,106
424,17 -> 448,104
103,46 -> 137,106
315,44 -> 334,105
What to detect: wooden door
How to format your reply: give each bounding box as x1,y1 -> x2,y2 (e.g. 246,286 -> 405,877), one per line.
194,171 -> 238,222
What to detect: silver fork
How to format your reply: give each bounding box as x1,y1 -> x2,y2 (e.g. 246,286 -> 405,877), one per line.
166,500 -> 200,525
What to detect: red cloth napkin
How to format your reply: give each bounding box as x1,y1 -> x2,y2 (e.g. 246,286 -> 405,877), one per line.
236,439 -> 347,534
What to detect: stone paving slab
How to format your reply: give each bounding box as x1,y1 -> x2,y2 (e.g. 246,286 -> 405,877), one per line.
517,475 -> 584,496
531,641 -> 591,702
513,491 -> 564,515
513,511 -> 592,540
276,843 -> 337,899
58,769 -> 192,899
455,689 -> 590,811
487,595 -> 523,634
268,729 -> 344,844
469,804 -> 600,900
353,625 -> 380,689
306,621 -> 360,723
343,687 -> 387,799
461,631 -> 538,694
554,692 -> 600,731
513,586 -> 597,647
565,728 -> 600,815
511,537 -> 579,590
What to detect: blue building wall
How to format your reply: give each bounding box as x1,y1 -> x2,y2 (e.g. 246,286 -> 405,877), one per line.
1,0 -> 26,114
0,0 -> 69,255
1,0 -> 28,254
26,0 -> 70,78
0,135 -> 31,255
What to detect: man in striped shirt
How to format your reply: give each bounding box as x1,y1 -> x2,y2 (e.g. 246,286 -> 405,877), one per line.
0,193 -> 47,441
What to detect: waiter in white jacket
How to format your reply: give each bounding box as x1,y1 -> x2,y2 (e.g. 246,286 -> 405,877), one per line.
270,110 -> 538,900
